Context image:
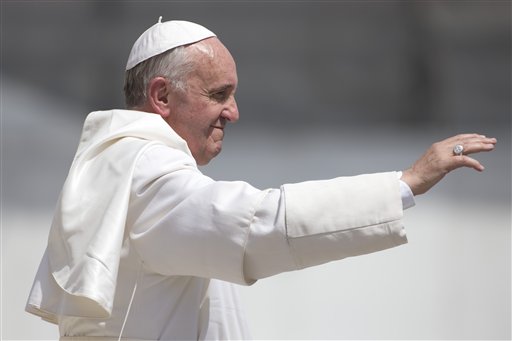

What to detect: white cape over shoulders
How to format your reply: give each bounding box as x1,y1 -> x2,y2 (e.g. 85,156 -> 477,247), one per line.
26,110 -> 192,323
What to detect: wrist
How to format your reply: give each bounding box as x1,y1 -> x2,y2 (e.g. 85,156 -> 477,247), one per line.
400,168 -> 423,196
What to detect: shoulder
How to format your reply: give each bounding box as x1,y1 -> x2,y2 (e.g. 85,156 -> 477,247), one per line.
136,142 -> 198,172
131,142 -> 210,194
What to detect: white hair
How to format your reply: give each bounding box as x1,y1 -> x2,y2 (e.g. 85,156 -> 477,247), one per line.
124,40 -> 214,108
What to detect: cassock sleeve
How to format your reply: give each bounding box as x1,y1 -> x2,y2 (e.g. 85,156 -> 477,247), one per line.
128,144 -> 407,285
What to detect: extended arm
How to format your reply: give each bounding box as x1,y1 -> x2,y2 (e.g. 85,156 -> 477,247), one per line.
128,145 -> 406,285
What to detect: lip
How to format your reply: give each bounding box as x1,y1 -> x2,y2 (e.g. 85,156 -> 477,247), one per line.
211,125 -> 224,130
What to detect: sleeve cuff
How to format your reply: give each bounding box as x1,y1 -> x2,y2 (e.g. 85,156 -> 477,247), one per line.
396,171 -> 416,210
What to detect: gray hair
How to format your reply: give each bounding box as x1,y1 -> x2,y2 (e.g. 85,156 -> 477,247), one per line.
123,45 -> 195,108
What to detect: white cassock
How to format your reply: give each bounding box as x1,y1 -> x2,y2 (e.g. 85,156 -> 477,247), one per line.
26,110 -> 410,340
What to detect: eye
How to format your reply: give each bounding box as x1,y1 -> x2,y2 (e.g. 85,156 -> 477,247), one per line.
210,90 -> 228,102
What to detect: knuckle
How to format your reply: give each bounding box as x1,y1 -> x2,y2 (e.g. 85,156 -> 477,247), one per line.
432,142 -> 444,153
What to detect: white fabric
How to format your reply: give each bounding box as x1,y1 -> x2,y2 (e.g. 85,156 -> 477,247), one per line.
26,110 -> 192,322
399,179 -> 416,209
126,19 -> 216,70
396,171 -> 416,209
27,110 -> 408,339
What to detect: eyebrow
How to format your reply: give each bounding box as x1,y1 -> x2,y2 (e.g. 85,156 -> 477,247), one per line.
209,84 -> 236,93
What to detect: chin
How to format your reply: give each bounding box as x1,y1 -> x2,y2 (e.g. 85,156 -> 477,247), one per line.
195,143 -> 222,165
197,153 -> 218,166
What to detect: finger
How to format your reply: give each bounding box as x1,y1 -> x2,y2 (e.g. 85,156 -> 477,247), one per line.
446,136 -> 496,157
461,136 -> 497,145
452,155 -> 485,172
460,141 -> 496,155
446,134 -> 497,149
445,133 -> 486,143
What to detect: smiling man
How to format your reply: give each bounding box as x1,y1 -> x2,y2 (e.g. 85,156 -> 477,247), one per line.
26,19 -> 496,340
135,36 -> 239,165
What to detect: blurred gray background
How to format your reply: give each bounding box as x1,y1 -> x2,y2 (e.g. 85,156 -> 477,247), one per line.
1,1 -> 510,340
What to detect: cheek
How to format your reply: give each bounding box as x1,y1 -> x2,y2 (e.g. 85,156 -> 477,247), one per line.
175,100 -> 220,138
198,107 -> 221,130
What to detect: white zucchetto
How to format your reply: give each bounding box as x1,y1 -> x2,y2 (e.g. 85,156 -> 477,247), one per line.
126,17 -> 216,70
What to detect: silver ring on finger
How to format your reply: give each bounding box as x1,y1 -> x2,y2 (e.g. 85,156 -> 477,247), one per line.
453,144 -> 464,156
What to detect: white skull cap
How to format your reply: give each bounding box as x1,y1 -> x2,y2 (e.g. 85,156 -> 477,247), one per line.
126,17 -> 216,70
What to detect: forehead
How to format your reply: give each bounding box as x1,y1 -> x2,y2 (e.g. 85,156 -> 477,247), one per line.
187,38 -> 238,88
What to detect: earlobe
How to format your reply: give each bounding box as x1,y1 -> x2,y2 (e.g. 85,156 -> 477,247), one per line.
148,77 -> 171,118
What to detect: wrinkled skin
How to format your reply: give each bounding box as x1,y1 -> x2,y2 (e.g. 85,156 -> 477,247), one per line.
401,134 -> 497,195
141,37 -> 239,165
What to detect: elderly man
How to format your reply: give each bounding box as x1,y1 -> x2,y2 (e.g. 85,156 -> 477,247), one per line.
26,19 -> 496,340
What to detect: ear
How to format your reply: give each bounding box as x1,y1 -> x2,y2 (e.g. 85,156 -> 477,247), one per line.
147,77 -> 172,118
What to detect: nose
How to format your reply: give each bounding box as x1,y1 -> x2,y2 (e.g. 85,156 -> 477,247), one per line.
221,97 -> 239,123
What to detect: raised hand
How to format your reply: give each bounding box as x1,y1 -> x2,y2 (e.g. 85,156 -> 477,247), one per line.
401,134 -> 497,195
